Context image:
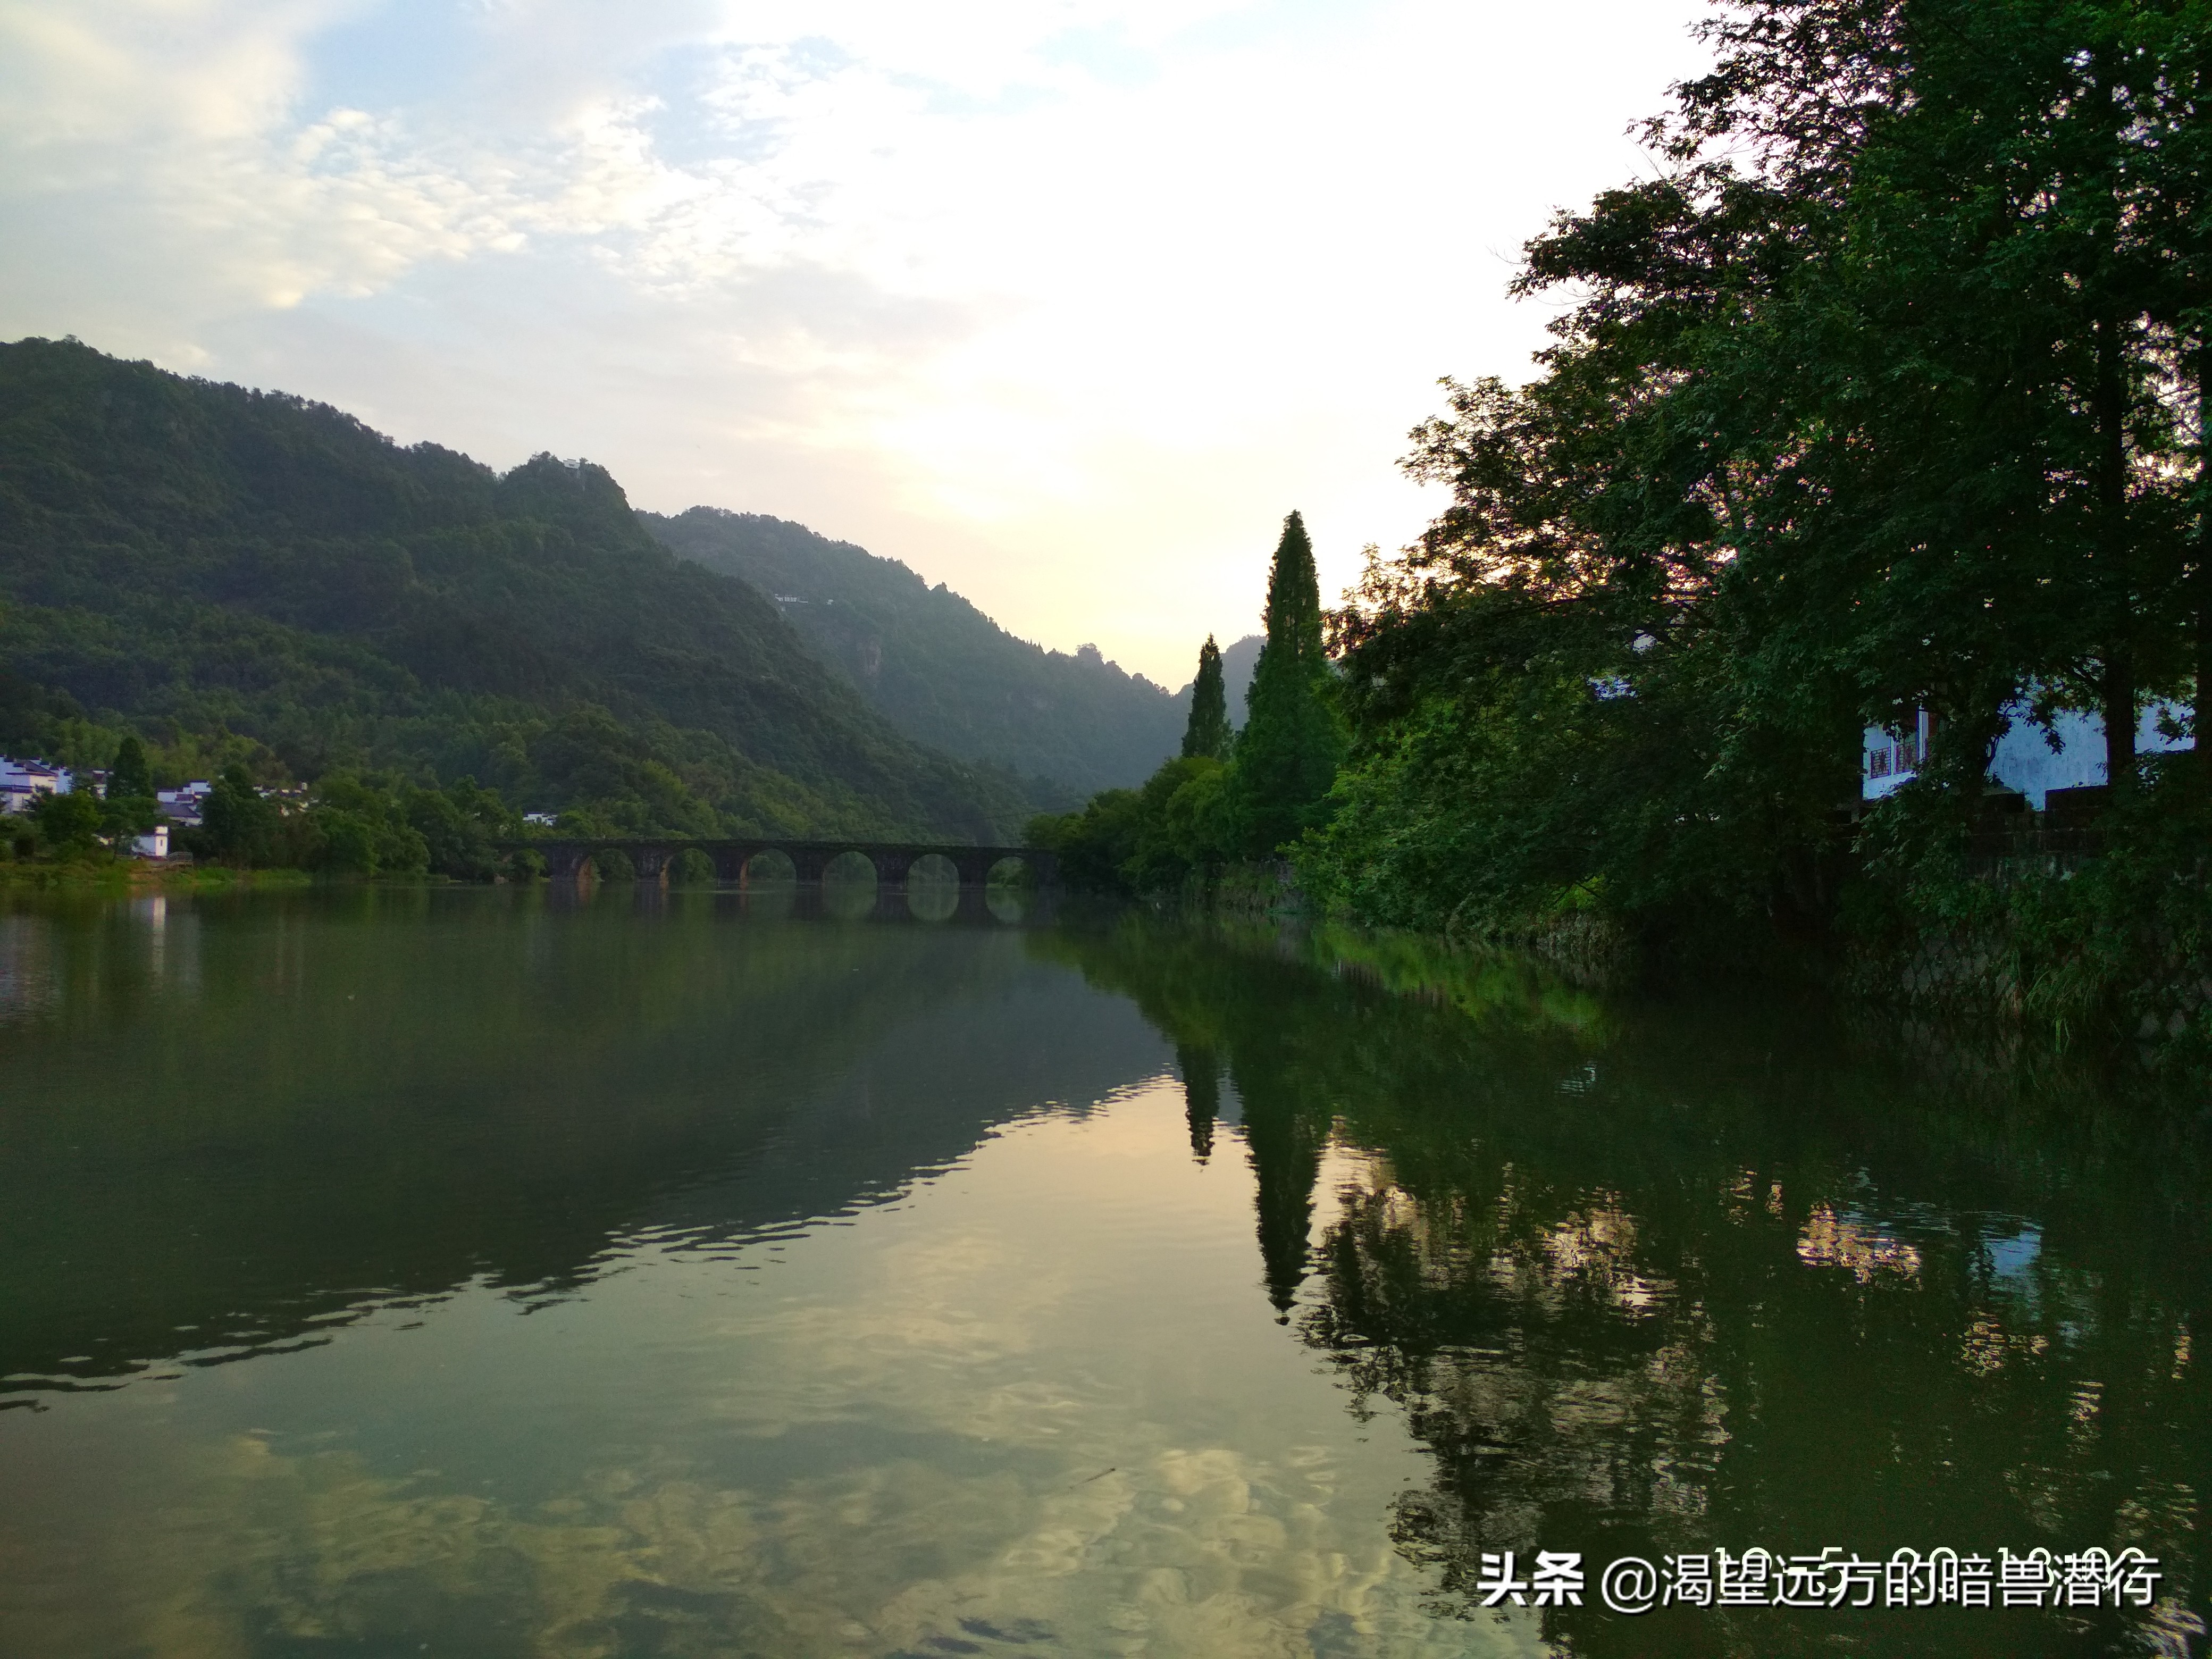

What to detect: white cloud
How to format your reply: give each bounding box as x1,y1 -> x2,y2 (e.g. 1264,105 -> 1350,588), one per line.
0,0 -> 1710,680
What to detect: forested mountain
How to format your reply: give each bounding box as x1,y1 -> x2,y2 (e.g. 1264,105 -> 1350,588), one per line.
0,338 -> 1030,840
646,508 -> 1188,797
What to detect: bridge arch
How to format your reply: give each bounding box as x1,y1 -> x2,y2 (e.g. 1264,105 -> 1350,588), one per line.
668,847 -> 717,887
736,848 -> 791,887
823,849 -> 878,885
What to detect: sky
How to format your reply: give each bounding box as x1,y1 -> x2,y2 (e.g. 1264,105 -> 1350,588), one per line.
0,0 -> 1712,686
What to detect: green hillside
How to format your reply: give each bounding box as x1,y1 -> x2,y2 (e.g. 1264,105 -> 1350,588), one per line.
0,338 -> 1030,840
646,508 -> 1186,797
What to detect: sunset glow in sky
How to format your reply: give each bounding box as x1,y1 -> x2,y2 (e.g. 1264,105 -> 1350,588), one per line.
1,0 -> 1710,683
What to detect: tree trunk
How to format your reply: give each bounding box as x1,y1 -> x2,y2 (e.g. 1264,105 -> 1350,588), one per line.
2198,343 -> 2212,792
2096,312 -> 2136,786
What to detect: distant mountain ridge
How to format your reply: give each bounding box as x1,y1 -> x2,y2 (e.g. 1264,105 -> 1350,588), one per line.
647,508 -> 1189,797
0,338 -> 1030,839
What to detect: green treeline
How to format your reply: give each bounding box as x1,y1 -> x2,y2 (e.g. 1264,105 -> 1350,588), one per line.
1027,513 -> 1345,891
0,339 -> 1031,843
1042,0 -> 2212,1007
16,758 -> 537,881
189,768 -> 533,879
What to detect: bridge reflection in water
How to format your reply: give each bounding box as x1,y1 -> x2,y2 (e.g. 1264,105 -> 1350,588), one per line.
521,839 -> 1058,893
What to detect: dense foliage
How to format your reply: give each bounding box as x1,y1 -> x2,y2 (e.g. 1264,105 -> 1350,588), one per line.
190,767 -> 535,880
0,340 -> 1030,841
1305,0 -> 2212,960
9,759 -> 534,880
647,508 -> 1185,800
1029,0 -> 2212,1030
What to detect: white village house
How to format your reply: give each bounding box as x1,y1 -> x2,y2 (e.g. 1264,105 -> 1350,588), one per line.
0,757 -> 72,815
157,782 -> 212,828
1863,698 -> 2195,807
131,781 -> 214,858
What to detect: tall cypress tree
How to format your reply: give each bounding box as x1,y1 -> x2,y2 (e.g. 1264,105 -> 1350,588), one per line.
1230,512 -> 1344,856
106,735 -> 154,801
1259,509 -> 1326,679
1181,635 -> 1231,759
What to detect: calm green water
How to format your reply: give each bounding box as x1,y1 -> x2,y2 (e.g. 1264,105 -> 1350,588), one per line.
0,887 -> 2205,1658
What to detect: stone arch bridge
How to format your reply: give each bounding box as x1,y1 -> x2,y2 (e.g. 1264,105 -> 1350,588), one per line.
516,839 -> 1058,890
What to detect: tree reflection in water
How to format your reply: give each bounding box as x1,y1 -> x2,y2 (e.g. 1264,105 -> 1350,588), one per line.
1046,917 -> 2211,1658
1175,1042 -> 1220,1163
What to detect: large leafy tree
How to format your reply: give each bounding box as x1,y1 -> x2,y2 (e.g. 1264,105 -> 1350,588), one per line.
198,765 -> 282,867
30,787 -> 105,859
100,734 -> 160,846
1318,0 -> 2212,941
1695,0 -> 2198,787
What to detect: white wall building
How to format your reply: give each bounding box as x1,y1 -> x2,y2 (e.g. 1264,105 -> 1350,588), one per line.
156,782 -> 211,828
0,759 -> 73,815
130,825 -> 170,859
1863,698 -> 2194,808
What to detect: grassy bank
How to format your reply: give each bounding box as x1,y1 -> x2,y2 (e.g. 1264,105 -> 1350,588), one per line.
0,859 -> 315,893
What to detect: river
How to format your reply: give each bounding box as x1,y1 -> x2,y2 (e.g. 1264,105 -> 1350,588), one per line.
0,885 -> 2203,1657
